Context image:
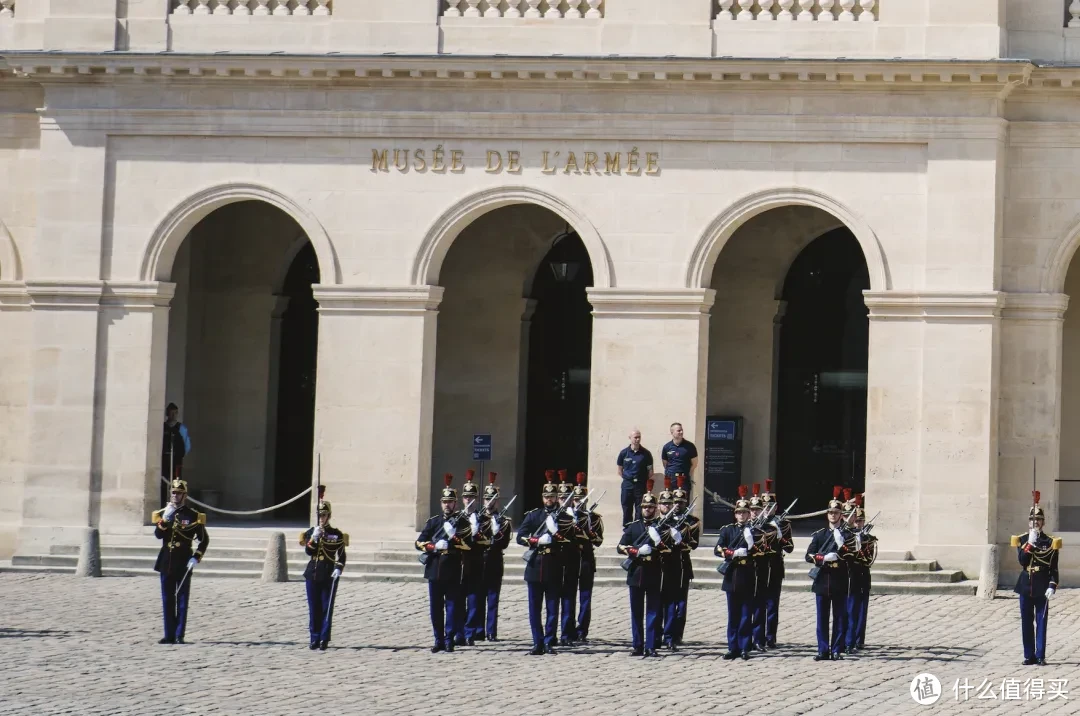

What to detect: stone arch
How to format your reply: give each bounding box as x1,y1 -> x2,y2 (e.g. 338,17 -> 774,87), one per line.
0,218 -> 24,281
685,187 -> 890,291
1041,214 -> 1080,293
412,185 -> 614,288
140,182 -> 341,284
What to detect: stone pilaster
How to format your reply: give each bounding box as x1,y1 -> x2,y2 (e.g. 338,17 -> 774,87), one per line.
863,291 -> 1002,578
585,288 -> 715,519
0,282 -> 31,557
312,285 -> 443,533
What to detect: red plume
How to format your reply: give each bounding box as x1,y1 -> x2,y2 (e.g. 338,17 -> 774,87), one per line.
843,488 -> 852,501
488,472 -> 497,484
833,485 -> 842,499
677,475 -> 685,489
738,484 -> 748,498
576,472 -> 585,485
646,478 -> 654,493
663,476 -> 672,491
317,485 -> 326,500
752,483 -> 760,496
765,478 -> 773,493
545,469 -> 555,483
1033,490 -> 1041,504
558,469 -> 568,481
466,468 -> 475,480
444,473 -> 453,487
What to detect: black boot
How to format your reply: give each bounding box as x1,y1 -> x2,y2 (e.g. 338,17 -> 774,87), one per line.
741,652 -> 750,660
814,653 -> 830,661
559,637 -> 575,647
631,647 -> 644,657
1037,658 -> 1047,666
544,644 -> 557,655
431,643 -> 445,654
466,637 -> 475,647
722,652 -> 739,660
175,637 -> 185,645
158,637 -> 175,645
1023,658 -> 1036,665
309,641 -> 319,651
831,651 -> 844,661
446,641 -> 455,653
318,641 -> 328,651
530,645 -> 545,656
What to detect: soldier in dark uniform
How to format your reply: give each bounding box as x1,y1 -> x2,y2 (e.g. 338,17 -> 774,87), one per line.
658,474 -> 699,651
152,478 -> 209,644
715,485 -> 757,660
1011,490 -> 1062,666
747,483 -> 772,651
617,479 -> 664,657
516,470 -> 570,655
299,488 -> 348,651
556,469 -> 582,647
478,472 -> 512,641
805,486 -> 855,661
415,474 -> 473,653
760,479 -> 793,648
572,472 -> 604,644
458,470 -> 487,646
845,494 -> 876,654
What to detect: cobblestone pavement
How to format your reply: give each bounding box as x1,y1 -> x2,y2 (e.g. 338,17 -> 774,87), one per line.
1,574 -> 1079,715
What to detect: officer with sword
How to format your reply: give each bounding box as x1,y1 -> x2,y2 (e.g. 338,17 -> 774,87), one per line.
152,478 -> 209,644
300,485 -> 348,651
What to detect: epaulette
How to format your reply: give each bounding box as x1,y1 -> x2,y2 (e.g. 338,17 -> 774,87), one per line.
342,533 -> 350,547
298,531 -> 309,546
151,509 -> 164,523
1051,537 -> 1063,550
197,512 -> 207,525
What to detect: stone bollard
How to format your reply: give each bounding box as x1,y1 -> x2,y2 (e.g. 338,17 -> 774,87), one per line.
976,543 -> 998,600
74,527 -> 102,578
262,531 -> 289,583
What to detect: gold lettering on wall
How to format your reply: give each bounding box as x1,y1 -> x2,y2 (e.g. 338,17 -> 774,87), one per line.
369,147 -> 660,175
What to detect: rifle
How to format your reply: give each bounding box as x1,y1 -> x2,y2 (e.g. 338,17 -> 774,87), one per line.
774,498 -> 798,523
620,499 -> 697,572
715,501 -> 774,576
417,509 -> 470,566
494,495 -> 517,520
521,489 -> 584,564
585,490 -> 606,514
857,511 -> 880,539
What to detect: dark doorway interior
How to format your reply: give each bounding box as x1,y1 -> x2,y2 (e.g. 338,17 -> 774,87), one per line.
522,232 -> 594,508
273,242 -> 320,521
775,229 -> 869,513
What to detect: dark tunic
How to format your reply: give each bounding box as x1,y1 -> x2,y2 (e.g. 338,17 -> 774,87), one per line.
805,525 -> 853,597
1014,533 -> 1061,597
617,519 -> 663,589
659,512 -> 700,593
415,512 -> 474,583
300,526 -> 348,582
516,506 -> 570,585
714,522 -> 757,597
153,504 -> 209,578
481,510 -> 513,587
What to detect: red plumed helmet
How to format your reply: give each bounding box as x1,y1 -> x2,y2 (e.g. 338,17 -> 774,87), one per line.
843,488 -> 853,501
466,468 -> 475,480
488,472 -> 497,484
752,483 -> 760,496
576,472 -> 586,485
765,478 -> 773,493
1033,490 -> 1041,504
664,476 -> 672,491
646,478 -> 655,493
677,475 -> 686,489
317,485 -> 326,500
558,469 -> 567,481
444,473 -> 453,487
738,484 -> 748,498
855,493 -> 864,507
545,469 -> 555,482
833,485 -> 843,499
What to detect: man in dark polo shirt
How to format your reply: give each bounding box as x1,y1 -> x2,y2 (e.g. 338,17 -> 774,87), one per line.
661,423 -> 698,496
616,430 -> 654,527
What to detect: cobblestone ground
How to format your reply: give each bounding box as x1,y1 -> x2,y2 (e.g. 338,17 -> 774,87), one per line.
1,574 -> 1079,715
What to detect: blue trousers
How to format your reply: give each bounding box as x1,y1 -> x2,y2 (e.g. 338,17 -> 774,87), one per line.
527,582 -> 559,648
576,568 -> 595,639
662,584 -> 689,645
845,593 -> 868,649
427,581 -> 461,647
159,572 -> 192,642
751,594 -> 767,646
725,591 -> 753,655
485,586 -> 502,639
305,579 -> 335,644
815,593 -> 847,655
764,588 -> 781,643
1018,593 -> 1049,660
463,579 -> 485,640
629,584 -> 661,651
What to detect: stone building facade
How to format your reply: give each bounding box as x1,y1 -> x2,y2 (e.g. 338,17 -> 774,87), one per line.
3,0 -> 1080,581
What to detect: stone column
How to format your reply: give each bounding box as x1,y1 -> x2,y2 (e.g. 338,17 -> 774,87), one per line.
0,282 -> 31,558
863,291 -> 1002,577
262,295 -> 290,510
585,289 -> 715,519
311,285 -> 442,534
513,299 -> 538,518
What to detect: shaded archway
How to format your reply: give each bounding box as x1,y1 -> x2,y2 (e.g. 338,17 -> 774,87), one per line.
1059,259 -> 1080,530
429,205 -> 595,516
163,201 -> 320,519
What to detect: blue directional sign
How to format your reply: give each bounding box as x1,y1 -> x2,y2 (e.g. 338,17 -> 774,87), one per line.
472,434 -> 492,461
707,420 -> 736,441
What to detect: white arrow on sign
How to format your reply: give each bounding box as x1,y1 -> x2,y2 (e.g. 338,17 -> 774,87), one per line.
474,436 -> 484,444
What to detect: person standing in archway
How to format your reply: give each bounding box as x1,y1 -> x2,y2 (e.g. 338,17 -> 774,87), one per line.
661,423 -> 698,497
161,403 -> 192,505
617,429 -> 654,527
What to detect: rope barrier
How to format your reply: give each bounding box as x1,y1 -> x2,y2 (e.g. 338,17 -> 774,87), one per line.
160,475 -> 312,515
703,487 -> 830,520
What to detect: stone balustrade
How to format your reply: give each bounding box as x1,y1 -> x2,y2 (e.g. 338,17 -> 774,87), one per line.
1070,0 -> 1080,27
443,0 -> 603,18
0,0 -> 13,20
715,0 -> 878,22
172,0 -> 331,15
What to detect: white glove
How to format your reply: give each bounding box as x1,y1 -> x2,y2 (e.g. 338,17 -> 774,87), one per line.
434,539 -> 449,551
832,528 -> 843,549
770,518 -> 780,531
545,515 -> 557,534
823,552 -> 839,563
443,521 -> 456,539
1046,587 -> 1055,599
855,535 -> 862,552
1029,529 -> 1039,545
669,527 -> 682,544
491,517 -> 501,535
186,557 -> 197,570
743,527 -> 754,548
162,504 -> 177,521
331,568 -> 341,579
468,513 -> 479,536
566,507 -> 576,521
537,534 -> 552,546
733,547 -> 748,558
311,525 -> 323,541
637,543 -> 652,556
647,526 -> 662,545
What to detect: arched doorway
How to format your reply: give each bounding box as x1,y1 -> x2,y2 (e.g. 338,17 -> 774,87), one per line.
164,201 -> 320,520
429,205 -> 594,515
704,206 -> 870,529
1059,260 -> 1080,530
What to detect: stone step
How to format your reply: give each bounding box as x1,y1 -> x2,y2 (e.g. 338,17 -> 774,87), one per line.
50,545 -> 309,560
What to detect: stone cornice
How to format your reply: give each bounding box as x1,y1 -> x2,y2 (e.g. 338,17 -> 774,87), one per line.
25,279 -> 105,310
863,291 -> 1004,321
312,285 -> 444,315
0,281 -> 30,310
100,281 -> 176,310
0,53 -> 1037,91
1000,292 -> 1070,322
587,288 -> 716,319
